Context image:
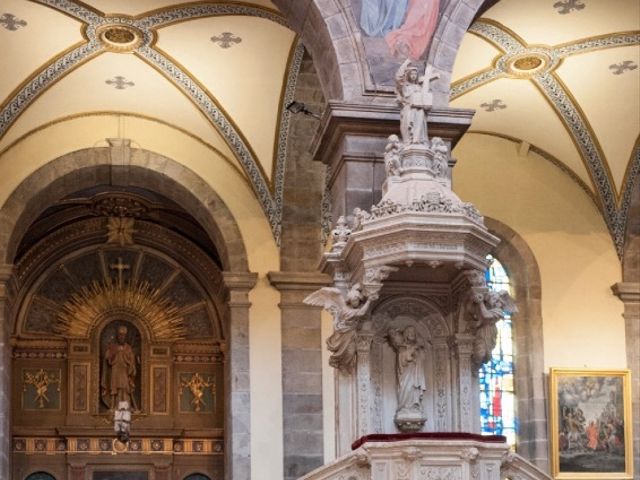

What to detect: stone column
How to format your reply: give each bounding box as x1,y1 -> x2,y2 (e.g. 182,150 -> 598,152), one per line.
0,265 -> 13,480
611,282 -> 640,478
223,272 -> 258,480
355,331 -> 374,438
268,271 -> 331,480
453,334 -> 476,433
311,102 -> 474,222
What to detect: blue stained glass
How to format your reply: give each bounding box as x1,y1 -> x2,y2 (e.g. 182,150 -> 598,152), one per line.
479,255 -> 517,449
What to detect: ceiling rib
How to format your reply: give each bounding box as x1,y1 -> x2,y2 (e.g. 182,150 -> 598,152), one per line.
451,19 -> 640,257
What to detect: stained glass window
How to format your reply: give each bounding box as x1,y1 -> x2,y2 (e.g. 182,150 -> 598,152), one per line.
479,254 -> 517,448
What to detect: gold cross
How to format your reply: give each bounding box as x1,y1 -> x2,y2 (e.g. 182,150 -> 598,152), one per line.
109,257 -> 130,286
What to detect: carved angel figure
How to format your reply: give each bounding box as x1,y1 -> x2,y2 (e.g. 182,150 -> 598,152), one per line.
331,216 -> 351,250
384,134 -> 402,177
430,137 -> 449,177
468,289 -> 517,367
395,59 -> 439,145
353,207 -> 371,230
304,283 -> 373,371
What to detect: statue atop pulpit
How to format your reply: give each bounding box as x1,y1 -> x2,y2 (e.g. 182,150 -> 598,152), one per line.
395,59 -> 439,145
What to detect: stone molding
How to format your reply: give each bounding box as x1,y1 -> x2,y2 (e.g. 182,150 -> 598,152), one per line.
267,271 -> 332,291
299,437 -> 552,480
0,264 -> 13,299
611,282 -> 640,303
312,102 -> 474,166
223,272 -> 258,307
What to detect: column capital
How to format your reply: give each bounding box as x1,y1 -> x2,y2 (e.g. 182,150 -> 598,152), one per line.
611,282 -> 640,303
267,271 -> 332,291
223,271 -> 258,291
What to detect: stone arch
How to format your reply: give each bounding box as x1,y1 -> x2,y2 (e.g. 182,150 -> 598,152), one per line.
429,0 -> 486,107
274,0 -> 489,104
484,216 -> 549,472
0,146 -> 248,272
274,0 -> 371,100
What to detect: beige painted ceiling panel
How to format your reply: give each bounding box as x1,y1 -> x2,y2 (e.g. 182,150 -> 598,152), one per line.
82,0 -> 277,17
556,46 -> 640,194
451,77 -> 592,189
157,15 -> 295,181
0,52 -> 238,169
0,0 -> 83,105
482,0 -> 639,46
452,33 -> 501,81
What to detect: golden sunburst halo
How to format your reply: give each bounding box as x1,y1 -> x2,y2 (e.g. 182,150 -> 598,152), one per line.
56,279 -> 186,341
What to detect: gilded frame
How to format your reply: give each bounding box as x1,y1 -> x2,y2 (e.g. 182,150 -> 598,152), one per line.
549,368 -> 633,479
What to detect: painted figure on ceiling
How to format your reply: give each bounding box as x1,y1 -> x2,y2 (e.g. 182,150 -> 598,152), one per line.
360,0 -> 440,60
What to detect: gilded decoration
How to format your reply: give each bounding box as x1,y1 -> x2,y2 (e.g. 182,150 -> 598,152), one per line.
97,24 -> 144,53
22,369 -> 61,410
179,373 -> 216,413
56,274 -> 186,342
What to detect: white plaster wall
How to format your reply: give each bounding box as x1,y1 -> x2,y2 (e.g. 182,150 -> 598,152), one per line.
453,133 -> 626,370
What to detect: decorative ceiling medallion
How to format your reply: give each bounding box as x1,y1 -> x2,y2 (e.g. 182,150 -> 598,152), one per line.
97,24 -> 143,52
501,50 -> 556,78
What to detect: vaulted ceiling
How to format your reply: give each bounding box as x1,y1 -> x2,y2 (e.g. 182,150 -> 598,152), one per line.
451,0 -> 640,254
1,0 -> 638,254
0,0 -> 298,237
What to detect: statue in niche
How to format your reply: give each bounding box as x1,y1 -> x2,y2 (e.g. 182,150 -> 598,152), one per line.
395,59 -> 439,145
304,283 -> 374,371
100,322 -> 141,412
388,325 -> 427,431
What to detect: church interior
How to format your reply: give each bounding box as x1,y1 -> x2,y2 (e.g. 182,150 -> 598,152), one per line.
0,1 -> 638,479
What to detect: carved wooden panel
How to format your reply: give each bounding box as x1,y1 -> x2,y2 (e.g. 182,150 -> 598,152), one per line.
70,363 -> 90,413
151,365 -> 169,414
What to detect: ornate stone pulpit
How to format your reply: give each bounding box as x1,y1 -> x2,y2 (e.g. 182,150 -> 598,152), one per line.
302,61 -> 549,480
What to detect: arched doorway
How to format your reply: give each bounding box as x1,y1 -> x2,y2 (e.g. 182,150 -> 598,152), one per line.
1,151 -> 254,480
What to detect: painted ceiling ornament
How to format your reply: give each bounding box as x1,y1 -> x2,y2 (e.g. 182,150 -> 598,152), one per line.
609,60 -> 638,75
304,284 -> 375,371
0,12 -> 27,31
553,0 -> 586,15
480,99 -> 507,112
210,32 -> 242,48
105,76 -> 135,90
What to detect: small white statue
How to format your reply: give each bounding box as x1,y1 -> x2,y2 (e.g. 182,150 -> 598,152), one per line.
114,400 -> 131,443
304,283 -> 374,371
331,216 -> 351,251
388,326 -> 427,430
395,59 -> 439,145
384,134 -> 402,177
430,137 -> 449,177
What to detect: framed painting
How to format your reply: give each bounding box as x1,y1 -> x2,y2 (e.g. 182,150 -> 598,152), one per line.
549,368 -> 633,479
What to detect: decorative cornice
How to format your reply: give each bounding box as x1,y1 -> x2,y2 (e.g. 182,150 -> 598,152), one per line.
5,1 -> 292,242
452,21 -> 640,258
267,271 -> 332,291
611,282 -> 640,303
